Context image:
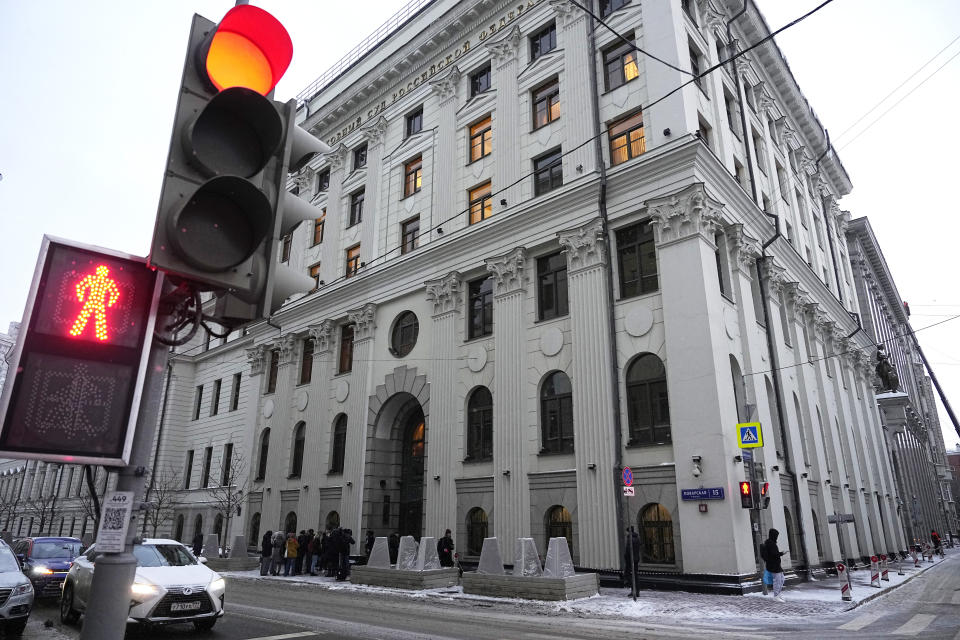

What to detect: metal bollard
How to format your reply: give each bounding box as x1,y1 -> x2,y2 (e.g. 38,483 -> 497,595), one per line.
837,562 -> 852,602
897,552 -> 904,576
880,554 -> 889,581
869,555 -> 881,588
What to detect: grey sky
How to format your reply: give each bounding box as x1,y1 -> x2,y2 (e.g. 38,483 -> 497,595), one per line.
1,0 -> 957,448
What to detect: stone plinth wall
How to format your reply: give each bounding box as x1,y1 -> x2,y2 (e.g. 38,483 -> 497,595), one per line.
461,572 -> 598,600
205,557 -> 259,572
350,566 -> 459,590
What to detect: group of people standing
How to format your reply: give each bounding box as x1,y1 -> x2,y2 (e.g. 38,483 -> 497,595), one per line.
260,527 -> 356,580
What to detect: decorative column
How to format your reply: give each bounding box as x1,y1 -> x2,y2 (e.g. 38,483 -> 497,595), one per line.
429,66 -> 461,232
647,184 -> 755,576
243,344 -> 268,484
486,27 -> 522,207
485,247 -> 530,546
360,116 -> 388,258
550,0 -> 595,175
424,271 -> 463,539
340,303 -> 376,550
319,144 -> 349,285
306,319 -> 337,491
557,220 -> 619,569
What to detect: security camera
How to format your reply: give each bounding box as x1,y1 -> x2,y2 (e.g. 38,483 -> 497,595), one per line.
692,466 -> 702,478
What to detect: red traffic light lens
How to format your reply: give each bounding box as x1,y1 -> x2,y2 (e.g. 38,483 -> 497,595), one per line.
760,482 -> 769,496
739,481 -> 751,495
206,5 -> 292,95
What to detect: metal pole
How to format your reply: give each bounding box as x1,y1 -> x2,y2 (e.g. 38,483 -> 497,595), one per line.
79,335 -> 169,640
628,526 -> 637,601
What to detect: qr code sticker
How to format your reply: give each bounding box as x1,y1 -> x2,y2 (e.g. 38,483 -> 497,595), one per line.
102,507 -> 126,531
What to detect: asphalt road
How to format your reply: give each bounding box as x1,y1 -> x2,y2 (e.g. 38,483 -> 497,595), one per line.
21,554 -> 960,639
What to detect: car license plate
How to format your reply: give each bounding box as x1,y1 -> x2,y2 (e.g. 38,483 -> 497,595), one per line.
170,601 -> 202,612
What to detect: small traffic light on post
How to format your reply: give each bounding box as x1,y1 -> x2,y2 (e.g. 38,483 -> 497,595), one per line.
759,481 -> 770,509
739,481 -> 753,509
149,6 -> 326,325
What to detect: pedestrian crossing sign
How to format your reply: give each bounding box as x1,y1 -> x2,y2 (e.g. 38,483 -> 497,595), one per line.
736,422 -> 763,449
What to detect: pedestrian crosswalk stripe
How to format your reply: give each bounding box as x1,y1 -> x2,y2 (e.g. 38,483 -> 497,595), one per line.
892,614 -> 936,636
248,633 -> 317,640
837,612 -> 883,631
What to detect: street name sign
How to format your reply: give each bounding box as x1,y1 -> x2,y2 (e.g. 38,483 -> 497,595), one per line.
736,422 -> 763,448
681,487 -> 725,501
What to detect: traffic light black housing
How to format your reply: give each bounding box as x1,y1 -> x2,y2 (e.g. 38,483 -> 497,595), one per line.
759,481 -> 770,509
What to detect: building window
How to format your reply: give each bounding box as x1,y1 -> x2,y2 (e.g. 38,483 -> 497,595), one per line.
533,148 -> 563,196
353,144 -> 367,170
290,422 -> 305,478
603,36 -> 639,91
715,232 -> 733,301
330,415 -> 347,474
626,354 -> 671,445
537,252 -> 568,321
468,182 -> 493,225
230,373 -> 242,411
540,371 -> 574,454
280,233 -> 292,263
608,111 -> 645,165
401,216 -> 420,255
266,348 -> 279,393
466,386 -> 493,461
466,508 -> 488,556
532,79 -> 560,129
724,90 -> 741,138
390,311 -> 419,357
345,245 -> 360,278
349,190 -> 364,226
193,385 -> 203,420
468,276 -> 493,339
201,446 -> 213,488
309,263 -> 322,291
681,0 -> 697,24
403,156 -> 422,197
210,379 -> 221,416
753,129 -> 767,174
470,64 -> 491,97
256,429 -> 270,480
616,220 -> 658,297
545,505 -> 573,554
639,503 -> 675,564
299,339 -> 313,385
316,168 -> 330,192
313,209 -> 326,245
221,442 -> 233,485
406,107 -> 423,137
469,116 -> 492,162
339,324 -> 355,374
183,450 -> 194,489
600,0 -> 629,18
530,23 -> 557,61
689,44 -> 705,93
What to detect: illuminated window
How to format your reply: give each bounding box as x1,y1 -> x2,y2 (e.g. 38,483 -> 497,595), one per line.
210,379 -> 221,416
640,503 -> 675,564
468,182 -> 493,225
353,144 -> 367,170
540,371 -> 574,454
468,276 -> 493,339
532,79 -> 560,129
349,190 -> 364,226
313,209 -> 325,245
469,116 -> 492,162
530,23 -> 556,61
345,245 -> 360,278
603,35 -> 639,91
309,263 -> 322,291
470,64 -> 491,97
608,111 -> 645,165
266,348 -> 279,393
600,0 -> 629,17
316,168 -> 330,192
537,252 -> 568,320
626,354 -> 671,445
406,107 -> 423,138
338,324 -> 354,374
299,339 -> 313,385
533,148 -> 563,196
401,216 -> 420,255
403,156 -> 422,197
616,220 -> 658,297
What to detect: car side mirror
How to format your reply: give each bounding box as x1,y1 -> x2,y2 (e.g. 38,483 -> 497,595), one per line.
197,556 -> 208,565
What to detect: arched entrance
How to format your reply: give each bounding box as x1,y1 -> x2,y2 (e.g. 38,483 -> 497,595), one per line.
399,407 -> 426,538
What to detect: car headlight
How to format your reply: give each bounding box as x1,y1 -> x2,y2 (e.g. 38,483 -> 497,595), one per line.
209,578 -> 225,592
12,583 -> 33,596
130,582 -> 158,597
31,565 -> 54,576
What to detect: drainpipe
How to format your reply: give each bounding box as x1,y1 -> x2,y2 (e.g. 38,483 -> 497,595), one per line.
814,133 -> 844,303
586,1 -> 627,571
727,1 -> 758,206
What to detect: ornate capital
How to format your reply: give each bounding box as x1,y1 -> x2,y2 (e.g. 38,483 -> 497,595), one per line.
293,167 -> 315,194
726,223 -> 761,272
429,64 -> 461,103
348,303 -> 377,341
646,183 -> 725,245
309,319 -> 337,353
755,82 -> 775,116
781,282 -> 801,310
273,334 -> 298,365
361,115 -> 389,148
549,0 -> 580,29
814,311 -> 836,342
558,219 -> 607,273
326,143 -> 349,172
734,51 -> 753,75
246,345 -> 268,376
485,246 -> 528,296
425,271 -> 463,317
759,257 -> 785,296
486,25 -> 521,68
699,0 -> 726,29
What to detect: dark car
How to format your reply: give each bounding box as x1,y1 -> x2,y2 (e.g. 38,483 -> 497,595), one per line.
12,538 -> 82,599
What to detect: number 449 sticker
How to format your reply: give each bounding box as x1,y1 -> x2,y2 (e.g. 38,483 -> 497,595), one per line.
95,491 -> 135,553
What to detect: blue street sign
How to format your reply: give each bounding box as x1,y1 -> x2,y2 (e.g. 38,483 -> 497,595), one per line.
681,487 -> 725,501
741,450 -> 753,462
622,467 -> 633,487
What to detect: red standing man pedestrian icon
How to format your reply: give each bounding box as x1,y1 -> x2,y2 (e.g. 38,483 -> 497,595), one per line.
69,265 -> 120,341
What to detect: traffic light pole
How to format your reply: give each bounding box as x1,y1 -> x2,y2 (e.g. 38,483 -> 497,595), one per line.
79,322 -> 169,640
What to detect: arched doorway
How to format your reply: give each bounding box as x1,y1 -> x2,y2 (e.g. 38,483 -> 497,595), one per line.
399,407 -> 426,538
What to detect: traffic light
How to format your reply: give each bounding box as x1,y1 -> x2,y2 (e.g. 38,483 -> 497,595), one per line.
739,481 -> 754,509
759,482 -> 770,509
149,6 -> 325,323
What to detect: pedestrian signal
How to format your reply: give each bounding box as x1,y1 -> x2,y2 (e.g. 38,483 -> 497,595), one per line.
739,481 -> 754,509
759,482 -> 770,509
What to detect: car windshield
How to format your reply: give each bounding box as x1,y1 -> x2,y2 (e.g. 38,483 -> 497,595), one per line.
0,547 -> 20,572
32,541 -> 82,559
133,544 -> 197,568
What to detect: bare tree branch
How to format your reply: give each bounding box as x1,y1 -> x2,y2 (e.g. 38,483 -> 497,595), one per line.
141,466 -> 181,537
206,449 -> 247,557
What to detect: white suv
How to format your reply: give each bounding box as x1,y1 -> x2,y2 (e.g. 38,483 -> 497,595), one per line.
0,540 -> 33,636
60,539 -> 225,632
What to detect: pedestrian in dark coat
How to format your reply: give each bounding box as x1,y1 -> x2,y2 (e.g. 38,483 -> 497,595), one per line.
624,529 -> 641,577
260,531 -> 273,576
760,528 -> 787,601
437,529 -> 455,567
336,528 -> 355,580
301,529 -> 315,574
364,530 -> 376,557
270,531 -> 284,575
192,532 -> 204,557
388,532 -> 400,565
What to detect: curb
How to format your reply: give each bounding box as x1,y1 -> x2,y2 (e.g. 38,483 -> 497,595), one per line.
844,555 -> 948,610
